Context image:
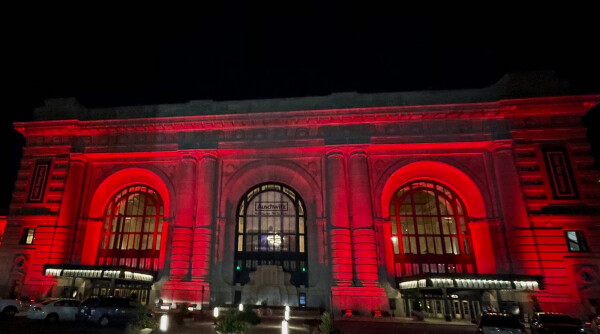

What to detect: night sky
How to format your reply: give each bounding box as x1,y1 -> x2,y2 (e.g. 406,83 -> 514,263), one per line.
3,8 -> 600,209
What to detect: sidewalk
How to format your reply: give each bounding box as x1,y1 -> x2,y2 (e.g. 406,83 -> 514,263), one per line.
160,313 -> 476,334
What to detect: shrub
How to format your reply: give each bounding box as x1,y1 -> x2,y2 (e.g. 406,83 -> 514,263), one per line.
215,310 -> 249,334
125,306 -> 157,334
318,311 -> 336,334
237,307 -> 261,325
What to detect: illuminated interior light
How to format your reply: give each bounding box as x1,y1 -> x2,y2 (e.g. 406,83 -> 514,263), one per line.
239,303 -> 244,312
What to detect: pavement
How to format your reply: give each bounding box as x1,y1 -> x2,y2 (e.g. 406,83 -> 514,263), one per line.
159,312 -> 477,334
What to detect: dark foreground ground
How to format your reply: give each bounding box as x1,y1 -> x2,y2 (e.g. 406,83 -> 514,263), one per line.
1,313 -> 477,334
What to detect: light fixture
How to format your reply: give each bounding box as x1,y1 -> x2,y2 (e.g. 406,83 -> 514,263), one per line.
160,314 -> 168,332
239,303 -> 244,311
281,320 -> 288,334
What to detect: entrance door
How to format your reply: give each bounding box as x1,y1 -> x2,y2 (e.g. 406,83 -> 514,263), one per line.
434,300 -> 444,318
462,300 -> 470,320
472,300 -> 481,318
453,300 -> 462,319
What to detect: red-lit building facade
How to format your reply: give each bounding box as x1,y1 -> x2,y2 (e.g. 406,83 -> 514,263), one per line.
1,75 -> 599,320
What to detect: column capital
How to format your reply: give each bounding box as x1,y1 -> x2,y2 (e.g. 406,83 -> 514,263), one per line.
69,153 -> 88,164
199,151 -> 218,161
325,149 -> 345,158
487,140 -> 514,153
179,151 -> 199,161
348,148 -> 368,158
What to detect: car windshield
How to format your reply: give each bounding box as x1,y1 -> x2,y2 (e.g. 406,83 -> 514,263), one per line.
539,314 -> 579,324
480,314 -> 522,328
41,299 -> 56,305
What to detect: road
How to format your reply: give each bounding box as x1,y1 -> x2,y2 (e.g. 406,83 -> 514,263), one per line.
0,314 -> 477,334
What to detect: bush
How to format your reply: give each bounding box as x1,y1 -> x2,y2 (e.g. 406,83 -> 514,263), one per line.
319,311 -> 340,334
215,310 -> 249,334
125,306 -> 158,334
237,307 -> 261,325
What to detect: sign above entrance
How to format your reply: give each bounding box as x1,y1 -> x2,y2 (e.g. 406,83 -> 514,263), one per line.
255,202 -> 289,213
398,274 -> 542,291
43,264 -> 155,283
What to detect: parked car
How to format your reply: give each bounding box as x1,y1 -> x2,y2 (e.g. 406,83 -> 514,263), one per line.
476,312 -> 526,334
76,297 -> 143,327
0,297 -> 21,318
590,314 -> 600,334
26,298 -> 81,322
531,312 -> 584,334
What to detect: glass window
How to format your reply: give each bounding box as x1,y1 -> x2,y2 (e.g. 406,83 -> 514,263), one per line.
97,185 -> 164,271
565,230 -> 589,252
235,183 -> 307,287
20,228 -> 36,245
389,181 -> 476,278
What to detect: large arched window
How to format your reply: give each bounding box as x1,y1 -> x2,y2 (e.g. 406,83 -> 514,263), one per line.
97,185 -> 164,271
389,181 -> 476,277
234,183 -> 307,287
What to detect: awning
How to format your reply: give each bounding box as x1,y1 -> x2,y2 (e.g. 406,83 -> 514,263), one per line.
43,264 -> 156,283
398,273 -> 543,291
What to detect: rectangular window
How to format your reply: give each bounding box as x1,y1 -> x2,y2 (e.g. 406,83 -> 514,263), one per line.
392,237 -> 400,254
565,230 -> 589,252
20,228 -> 35,245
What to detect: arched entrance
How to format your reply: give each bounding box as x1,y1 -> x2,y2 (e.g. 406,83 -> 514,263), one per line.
234,183 -> 307,305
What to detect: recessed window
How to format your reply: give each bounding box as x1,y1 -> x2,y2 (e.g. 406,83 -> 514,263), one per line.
20,228 -> 36,245
565,230 -> 589,252
97,185 -> 164,271
234,183 -> 307,287
389,181 -> 476,277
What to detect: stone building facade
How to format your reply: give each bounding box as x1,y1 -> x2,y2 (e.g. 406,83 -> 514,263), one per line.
1,74 -> 599,319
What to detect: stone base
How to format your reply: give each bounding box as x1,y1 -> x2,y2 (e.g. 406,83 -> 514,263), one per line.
161,281 -> 210,307
331,286 -> 389,316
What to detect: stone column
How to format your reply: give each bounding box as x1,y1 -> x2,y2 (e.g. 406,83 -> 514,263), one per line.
169,153 -> 197,281
192,152 -> 218,282
56,155 -> 87,263
347,150 -> 378,286
325,150 -> 353,287
490,141 -> 529,273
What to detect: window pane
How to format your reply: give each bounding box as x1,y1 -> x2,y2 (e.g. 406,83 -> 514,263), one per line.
410,237 -> 417,254
435,237 -> 443,255
417,217 -> 425,234
391,239 -> 398,254
419,237 -> 427,254
238,235 -> 244,251
452,238 -> 460,255
427,237 -> 435,254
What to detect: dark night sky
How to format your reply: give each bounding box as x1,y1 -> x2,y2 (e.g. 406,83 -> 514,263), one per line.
3,7 -> 600,209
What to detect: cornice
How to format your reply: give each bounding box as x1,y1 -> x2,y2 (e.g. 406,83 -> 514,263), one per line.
14,95 -> 600,137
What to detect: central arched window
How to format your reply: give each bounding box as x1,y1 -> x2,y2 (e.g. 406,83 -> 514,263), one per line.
234,183 -> 307,287
97,185 -> 164,271
389,181 -> 476,277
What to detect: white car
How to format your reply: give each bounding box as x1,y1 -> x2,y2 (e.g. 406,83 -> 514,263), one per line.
27,298 -> 81,322
0,298 -> 21,318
